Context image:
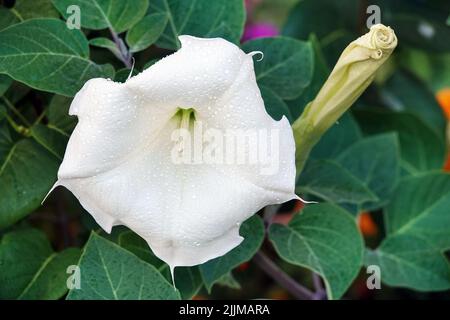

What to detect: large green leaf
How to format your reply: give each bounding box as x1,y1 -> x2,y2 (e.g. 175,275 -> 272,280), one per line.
126,13 -> 168,53
260,86 -> 293,123
282,0 -> 358,41
310,113 -> 362,160
0,74 -> 12,96
46,95 -> 77,134
52,0 -> 149,33
11,0 -> 60,20
381,70 -> 445,134
67,233 -> 180,300
242,37 -> 314,100
150,0 -> 245,50
384,173 -> 450,249
366,173 -> 450,291
286,34 -> 329,120
354,110 -> 446,174
0,19 -> 114,96
0,127 -> 60,228
0,7 -> 20,31
269,203 -> 364,299
0,229 -> 81,299
297,160 -> 378,204
118,230 -> 202,299
199,215 -> 264,291
336,133 -> 400,211
30,124 -> 69,160
365,234 -> 450,291
89,37 -> 121,60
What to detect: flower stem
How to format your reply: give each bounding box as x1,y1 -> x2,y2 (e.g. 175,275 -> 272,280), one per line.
109,28 -> 133,69
253,251 -> 314,300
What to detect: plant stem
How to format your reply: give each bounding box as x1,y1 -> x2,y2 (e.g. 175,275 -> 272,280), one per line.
2,96 -> 30,126
263,204 -> 280,230
109,28 -> 132,68
312,272 -> 327,300
253,251 -> 314,300
312,272 -> 322,291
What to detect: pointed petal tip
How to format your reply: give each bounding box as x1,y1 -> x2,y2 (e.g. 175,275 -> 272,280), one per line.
41,180 -> 61,205
145,225 -> 244,269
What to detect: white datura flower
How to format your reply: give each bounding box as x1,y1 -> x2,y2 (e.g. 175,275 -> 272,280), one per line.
51,36 -> 297,277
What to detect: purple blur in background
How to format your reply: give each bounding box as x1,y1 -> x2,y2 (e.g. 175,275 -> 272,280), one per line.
242,0 -> 279,41
242,23 -> 279,42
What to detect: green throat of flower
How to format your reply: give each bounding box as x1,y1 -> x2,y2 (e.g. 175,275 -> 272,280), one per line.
173,107 -> 197,131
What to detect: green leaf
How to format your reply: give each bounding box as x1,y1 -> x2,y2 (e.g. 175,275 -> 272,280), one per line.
143,58 -> 160,69
52,0 -> 149,33
0,19 -> 114,96
67,233 -> 180,300
365,234 -> 450,291
282,0 -> 358,41
89,37 -> 121,59
381,70 -> 446,134
242,37 -> 314,100
260,86 -> 293,123
366,173 -> 450,291
0,7 -> 20,31
269,203 -> 364,299
215,272 -> 241,290
336,133 -> 400,211
150,0 -> 245,50
310,113 -> 362,160
118,230 -> 202,299
199,215 -> 264,291
18,248 -> 81,299
114,68 -> 139,83
0,229 -> 81,299
126,13 -> 168,53
0,134 -> 60,228
297,160 -> 378,204
354,110 -> 446,174
0,229 -> 51,299
385,173 -> 450,249
286,34 -> 329,120
30,124 -> 69,159
47,95 -> 77,134
11,0 -> 59,20
0,74 -> 13,96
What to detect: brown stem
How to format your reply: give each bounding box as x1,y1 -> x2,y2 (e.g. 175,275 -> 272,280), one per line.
253,251 -> 314,300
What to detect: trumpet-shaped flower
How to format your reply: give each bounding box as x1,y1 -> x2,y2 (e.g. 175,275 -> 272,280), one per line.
52,36 -> 297,276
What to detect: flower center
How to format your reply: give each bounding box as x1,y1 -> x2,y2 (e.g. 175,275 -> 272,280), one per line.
173,107 -> 196,131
